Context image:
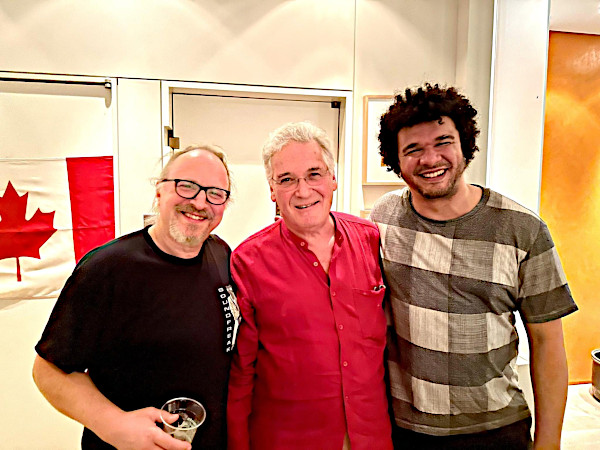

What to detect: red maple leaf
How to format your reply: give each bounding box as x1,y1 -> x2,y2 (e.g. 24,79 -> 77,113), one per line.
0,181 -> 57,282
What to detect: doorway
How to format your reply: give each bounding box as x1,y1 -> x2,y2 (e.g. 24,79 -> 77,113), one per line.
162,82 -> 351,248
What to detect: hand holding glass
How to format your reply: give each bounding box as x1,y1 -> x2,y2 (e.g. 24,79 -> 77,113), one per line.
160,397 -> 206,443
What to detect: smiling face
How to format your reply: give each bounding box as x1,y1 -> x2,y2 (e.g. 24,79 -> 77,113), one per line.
269,140 -> 337,237
153,150 -> 229,257
397,116 -> 467,202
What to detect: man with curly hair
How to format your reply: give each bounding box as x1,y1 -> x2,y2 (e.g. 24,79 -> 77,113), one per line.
370,83 -> 577,449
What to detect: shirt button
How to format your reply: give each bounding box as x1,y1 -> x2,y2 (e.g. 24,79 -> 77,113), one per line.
343,361 -> 348,367
300,242 -> 305,246
338,324 -> 343,330
345,395 -> 349,400
313,261 -> 318,267
331,292 -> 336,297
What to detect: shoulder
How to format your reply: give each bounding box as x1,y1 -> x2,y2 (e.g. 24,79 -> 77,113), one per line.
482,188 -> 547,237
332,211 -> 378,234
371,187 -> 410,223
484,188 -> 541,221
59,229 -> 146,295
333,212 -> 381,251
481,188 -> 557,255
76,228 -> 146,269
233,219 -> 281,257
230,220 -> 282,278
207,233 -> 232,255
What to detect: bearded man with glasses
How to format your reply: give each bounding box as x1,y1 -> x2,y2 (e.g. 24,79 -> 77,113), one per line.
33,145 -> 238,450
227,121 -> 393,450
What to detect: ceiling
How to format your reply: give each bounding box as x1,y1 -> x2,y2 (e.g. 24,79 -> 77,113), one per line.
550,0 -> 600,35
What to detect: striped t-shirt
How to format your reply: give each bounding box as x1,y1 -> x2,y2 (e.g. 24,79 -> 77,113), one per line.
371,186 -> 577,436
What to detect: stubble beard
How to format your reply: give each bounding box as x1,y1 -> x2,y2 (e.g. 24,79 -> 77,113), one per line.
403,160 -> 466,200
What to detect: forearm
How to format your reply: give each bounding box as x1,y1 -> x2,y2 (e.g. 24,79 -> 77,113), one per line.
526,320 -> 568,449
32,355 -> 125,443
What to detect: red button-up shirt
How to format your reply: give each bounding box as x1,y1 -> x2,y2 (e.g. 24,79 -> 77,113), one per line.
227,212 -> 392,450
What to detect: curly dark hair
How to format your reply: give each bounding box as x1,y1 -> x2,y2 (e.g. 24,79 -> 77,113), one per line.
378,83 -> 480,177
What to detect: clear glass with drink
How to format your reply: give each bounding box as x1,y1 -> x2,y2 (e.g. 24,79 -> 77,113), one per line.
160,397 -> 206,443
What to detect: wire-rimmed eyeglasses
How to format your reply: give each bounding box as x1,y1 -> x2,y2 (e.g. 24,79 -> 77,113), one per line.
159,179 -> 230,205
271,169 -> 330,190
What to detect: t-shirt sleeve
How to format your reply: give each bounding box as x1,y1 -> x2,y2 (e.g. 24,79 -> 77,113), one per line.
517,221 -> 577,323
35,255 -> 111,373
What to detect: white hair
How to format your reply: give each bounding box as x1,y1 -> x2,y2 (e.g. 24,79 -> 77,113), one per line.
262,121 -> 335,180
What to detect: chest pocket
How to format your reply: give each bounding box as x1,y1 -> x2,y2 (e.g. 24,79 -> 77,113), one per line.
352,286 -> 386,341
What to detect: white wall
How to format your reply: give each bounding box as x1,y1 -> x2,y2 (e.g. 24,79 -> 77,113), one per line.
0,0 -> 494,220
487,0 -> 550,213
355,0 -> 493,211
116,79 -> 163,235
487,0 -> 551,364
0,0 -> 355,89
0,0 -> 548,447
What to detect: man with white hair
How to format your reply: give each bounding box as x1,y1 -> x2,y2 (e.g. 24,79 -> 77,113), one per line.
33,145 -> 237,450
227,122 -> 393,450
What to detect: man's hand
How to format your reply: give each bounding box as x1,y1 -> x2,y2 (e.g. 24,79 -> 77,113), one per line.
102,407 -> 192,450
32,357 -> 193,449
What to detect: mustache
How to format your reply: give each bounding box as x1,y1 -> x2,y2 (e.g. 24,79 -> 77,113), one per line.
416,162 -> 448,172
175,205 -> 213,220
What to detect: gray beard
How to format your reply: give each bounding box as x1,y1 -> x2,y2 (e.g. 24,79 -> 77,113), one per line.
169,221 -> 207,247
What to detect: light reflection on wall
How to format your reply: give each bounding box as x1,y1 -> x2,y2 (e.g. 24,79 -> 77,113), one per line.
541,31 -> 600,383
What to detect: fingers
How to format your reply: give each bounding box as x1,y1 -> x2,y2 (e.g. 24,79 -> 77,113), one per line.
161,411 -> 181,425
141,406 -> 177,425
149,408 -> 191,450
153,428 -> 192,450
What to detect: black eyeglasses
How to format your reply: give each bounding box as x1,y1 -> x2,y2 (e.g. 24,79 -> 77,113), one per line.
160,179 -> 230,205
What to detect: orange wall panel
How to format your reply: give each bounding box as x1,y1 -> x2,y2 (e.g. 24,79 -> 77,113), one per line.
541,31 -> 600,383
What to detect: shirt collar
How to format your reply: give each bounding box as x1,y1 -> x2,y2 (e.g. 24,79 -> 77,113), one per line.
279,213 -> 344,249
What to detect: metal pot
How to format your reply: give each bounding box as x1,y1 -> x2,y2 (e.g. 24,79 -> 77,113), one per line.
592,348 -> 600,402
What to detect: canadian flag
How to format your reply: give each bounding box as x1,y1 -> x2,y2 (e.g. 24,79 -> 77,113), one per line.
0,157 -> 115,300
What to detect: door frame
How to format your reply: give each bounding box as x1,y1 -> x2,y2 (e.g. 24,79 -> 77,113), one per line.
160,81 -> 353,211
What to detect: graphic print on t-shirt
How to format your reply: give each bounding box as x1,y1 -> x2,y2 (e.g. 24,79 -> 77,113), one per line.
218,284 -> 240,352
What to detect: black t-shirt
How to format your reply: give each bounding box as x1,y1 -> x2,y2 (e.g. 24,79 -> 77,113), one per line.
36,227 -> 233,449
